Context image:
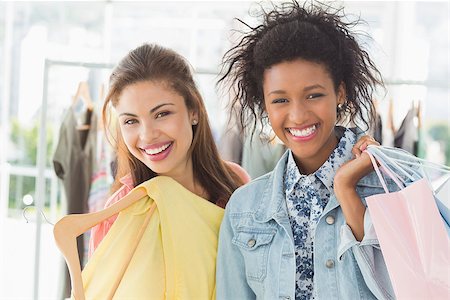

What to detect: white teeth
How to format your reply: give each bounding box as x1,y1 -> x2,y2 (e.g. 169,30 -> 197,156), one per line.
289,125 -> 316,137
144,143 -> 171,155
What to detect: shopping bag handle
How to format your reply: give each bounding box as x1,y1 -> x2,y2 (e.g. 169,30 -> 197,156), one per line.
365,149 -> 405,193
372,152 -> 406,184
376,146 -> 450,193
367,145 -> 450,193
375,146 -> 450,173
367,146 -> 415,183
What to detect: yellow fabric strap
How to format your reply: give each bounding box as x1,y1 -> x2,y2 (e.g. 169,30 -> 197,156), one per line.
81,176 -> 224,299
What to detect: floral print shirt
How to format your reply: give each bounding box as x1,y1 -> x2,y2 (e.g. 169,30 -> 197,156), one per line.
283,127 -> 356,300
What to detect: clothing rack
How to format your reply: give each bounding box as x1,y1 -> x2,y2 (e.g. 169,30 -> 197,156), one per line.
385,79 -> 450,89
33,59 -> 114,300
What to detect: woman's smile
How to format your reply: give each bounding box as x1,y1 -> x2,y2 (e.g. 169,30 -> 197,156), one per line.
141,141 -> 174,161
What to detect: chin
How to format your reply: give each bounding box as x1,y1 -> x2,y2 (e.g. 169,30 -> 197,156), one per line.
291,147 -> 317,159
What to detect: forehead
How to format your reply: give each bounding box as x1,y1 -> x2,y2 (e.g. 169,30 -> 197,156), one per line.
263,59 -> 333,89
116,80 -> 185,111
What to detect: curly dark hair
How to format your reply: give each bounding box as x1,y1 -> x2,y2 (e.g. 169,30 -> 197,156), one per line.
218,1 -> 384,135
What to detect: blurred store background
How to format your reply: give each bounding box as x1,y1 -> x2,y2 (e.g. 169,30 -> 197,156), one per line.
0,1 -> 448,299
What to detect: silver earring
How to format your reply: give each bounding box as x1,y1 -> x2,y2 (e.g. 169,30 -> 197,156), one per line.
337,103 -> 346,112
192,119 -> 198,125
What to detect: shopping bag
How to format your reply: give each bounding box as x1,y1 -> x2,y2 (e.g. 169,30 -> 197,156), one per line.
364,146 -> 450,300
367,145 -> 450,236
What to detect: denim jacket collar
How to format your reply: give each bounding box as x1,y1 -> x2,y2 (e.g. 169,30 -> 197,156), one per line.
255,150 -> 290,223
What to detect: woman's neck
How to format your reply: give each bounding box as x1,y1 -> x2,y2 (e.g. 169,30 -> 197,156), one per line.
165,160 -> 208,200
295,130 -> 339,175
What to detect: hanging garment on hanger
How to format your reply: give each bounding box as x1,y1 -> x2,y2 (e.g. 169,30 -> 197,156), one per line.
241,128 -> 286,178
87,132 -> 112,213
218,121 -> 244,165
373,113 -> 383,144
72,82 -> 94,112
54,176 -> 224,300
83,131 -> 113,264
53,106 -> 97,299
394,106 -> 419,155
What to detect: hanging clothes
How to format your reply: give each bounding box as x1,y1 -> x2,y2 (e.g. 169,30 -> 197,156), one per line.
219,122 -> 286,178
87,81 -> 112,214
241,127 -> 286,179
218,124 -> 243,165
394,106 -> 419,155
82,176 -> 224,299
83,131 -> 113,265
53,106 -> 97,299
87,136 -> 112,215
373,113 -> 383,144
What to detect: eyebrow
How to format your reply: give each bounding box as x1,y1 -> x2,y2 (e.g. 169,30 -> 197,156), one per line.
118,103 -> 174,117
304,84 -> 325,92
267,84 -> 325,96
149,103 -> 174,113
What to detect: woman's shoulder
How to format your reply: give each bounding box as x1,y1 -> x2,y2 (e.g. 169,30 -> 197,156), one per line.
224,160 -> 251,184
225,171 -> 274,212
104,175 -> 134,208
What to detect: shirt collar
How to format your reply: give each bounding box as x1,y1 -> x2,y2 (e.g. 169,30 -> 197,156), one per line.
119,173 -> 134,189
285,150 -> 303,193
315,127 -> 356,192
284,127 -> 356,193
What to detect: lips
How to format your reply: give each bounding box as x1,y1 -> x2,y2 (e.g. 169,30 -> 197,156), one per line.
140,142 -> 173,161
143,142 -> 172,155
287,123 -> 319,141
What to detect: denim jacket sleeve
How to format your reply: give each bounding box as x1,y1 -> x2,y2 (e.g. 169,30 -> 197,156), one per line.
337,209 -> 379,256
216,208 -> 256,300
337,210 -> 394,299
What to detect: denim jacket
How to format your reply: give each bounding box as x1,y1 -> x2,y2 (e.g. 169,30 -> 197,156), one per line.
216,129 -> 400,300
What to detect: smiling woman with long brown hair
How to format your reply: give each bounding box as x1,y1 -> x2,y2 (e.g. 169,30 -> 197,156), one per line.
86,43 -> 249,298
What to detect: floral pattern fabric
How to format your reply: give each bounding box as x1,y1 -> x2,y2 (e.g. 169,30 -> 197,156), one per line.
283,127 -> 356,299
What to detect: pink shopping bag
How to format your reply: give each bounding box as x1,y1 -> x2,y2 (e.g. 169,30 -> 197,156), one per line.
365,148 -> 450,300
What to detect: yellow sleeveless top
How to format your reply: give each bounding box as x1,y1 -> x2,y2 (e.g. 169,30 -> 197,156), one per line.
81,176 -> 224,299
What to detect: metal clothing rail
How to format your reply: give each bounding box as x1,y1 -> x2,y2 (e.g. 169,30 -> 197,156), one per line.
33,59 -> 114,300
385,79 -> 450,89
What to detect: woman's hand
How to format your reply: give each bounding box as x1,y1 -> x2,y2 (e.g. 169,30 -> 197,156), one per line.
333,135 -> 379,241
334,135 -> 380,189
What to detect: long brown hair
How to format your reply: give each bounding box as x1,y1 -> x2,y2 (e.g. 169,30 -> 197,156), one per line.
103,43 -> 243,207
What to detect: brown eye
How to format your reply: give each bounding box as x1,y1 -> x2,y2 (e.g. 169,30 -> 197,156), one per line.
156,111 -> 171,119
307,93 -> 324,100
124,119 -> 138,125
271,98 -> 288,104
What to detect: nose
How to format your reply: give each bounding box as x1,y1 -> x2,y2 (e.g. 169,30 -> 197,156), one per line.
289,100 -> 308,124
139,120 -> 159,142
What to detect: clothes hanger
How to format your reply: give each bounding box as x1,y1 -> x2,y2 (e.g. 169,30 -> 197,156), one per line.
22,206 -> 54,225
388,97 -> 397,135
72,82 -> 94,131
53,186 -> 153,300
72,81 -> 94,111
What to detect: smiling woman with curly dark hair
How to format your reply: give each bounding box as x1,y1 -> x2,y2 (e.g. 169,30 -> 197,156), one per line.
216,2 -> 395,300
219,1 -> 383,136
